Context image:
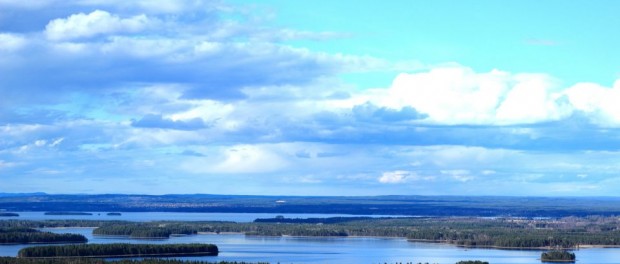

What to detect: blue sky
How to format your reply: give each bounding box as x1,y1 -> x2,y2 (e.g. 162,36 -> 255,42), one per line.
1,0 -> 619,195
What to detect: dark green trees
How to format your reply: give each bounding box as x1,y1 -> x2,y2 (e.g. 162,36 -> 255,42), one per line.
18,243 -> 218,258
541,250 -> 575,262
0,228 -> 86,244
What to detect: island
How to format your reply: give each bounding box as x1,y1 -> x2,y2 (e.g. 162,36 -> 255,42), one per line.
541,250 -> 576,262
17,243 -> 218,258
0,213 -> 19,217
0,227 -> 87,244
44,212 -> 93,216
106,212 -> 122,216
0,258 -> 254,264
93,224 -> 196,238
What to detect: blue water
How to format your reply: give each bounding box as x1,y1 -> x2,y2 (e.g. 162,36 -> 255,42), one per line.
2,212 -> 408,222
1,227 -> 619,264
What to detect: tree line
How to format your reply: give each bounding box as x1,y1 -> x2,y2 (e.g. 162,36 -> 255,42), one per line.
18,243 -> 218,258
93,224 -> 197,238
0,258 -> 264,264
0,227 -> 86,244
541,250 -> 576,261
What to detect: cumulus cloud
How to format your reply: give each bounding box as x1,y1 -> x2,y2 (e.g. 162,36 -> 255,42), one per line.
360,66 -> 572,125
564,80 -> 620,126
342,65 -> 620,127
45,10 -> 150,40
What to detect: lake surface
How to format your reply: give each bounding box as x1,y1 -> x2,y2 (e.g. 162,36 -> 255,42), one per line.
1,227 -> 620,264
1,212 -> 407,222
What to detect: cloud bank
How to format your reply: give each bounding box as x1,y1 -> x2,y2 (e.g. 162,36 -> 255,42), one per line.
1,0 -> 619,195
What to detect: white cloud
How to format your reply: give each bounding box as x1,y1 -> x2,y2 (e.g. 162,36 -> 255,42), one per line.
45,10 -> 150,41
441,169 -> 474,182
495,73 -> 571,124
180,144 -> 288,174
564,80 -> 620,126
212,145 -> 288,173
348,66 -> 578,125
481,170 -> 496,175
0,33 -> 27,52
379,170 -> 414,183
378,170 -> 434,184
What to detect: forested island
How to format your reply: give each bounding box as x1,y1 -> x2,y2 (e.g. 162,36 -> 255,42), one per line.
93,224 -> 196,238
0,259 -> 264,264
0,227 -> 87,244
17,243 -> 218,258
106,213 -> 122,216
541,251 -> 576,262
0,213 -> 18,217
43,212 -> 92,216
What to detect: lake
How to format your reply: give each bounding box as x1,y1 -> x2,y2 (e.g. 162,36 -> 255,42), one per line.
1,227 -> 620,264
1,212 -> 408,222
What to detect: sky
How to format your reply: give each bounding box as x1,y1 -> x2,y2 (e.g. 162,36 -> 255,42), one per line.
0,0 -> 619,196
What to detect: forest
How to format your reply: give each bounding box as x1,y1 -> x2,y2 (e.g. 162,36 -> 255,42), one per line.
0,259 -> 263,264
17,243 -> 218,258
0,227 -> 87,244
43,212 -> 92,216
540,250 -> 576,262
93,224 -> 197,238
0,214 -> 18,217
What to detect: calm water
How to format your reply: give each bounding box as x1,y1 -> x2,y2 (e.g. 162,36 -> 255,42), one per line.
1,212 -> 407,222
1,227 -> 619,264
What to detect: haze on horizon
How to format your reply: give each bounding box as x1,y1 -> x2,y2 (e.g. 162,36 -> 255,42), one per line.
0,0 -> 619,196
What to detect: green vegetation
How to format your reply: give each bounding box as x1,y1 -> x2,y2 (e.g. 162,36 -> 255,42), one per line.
0,227 -> 87,244
17,243 -> 218,258
93,224 -> 196,238
541,251 -> 575,262
0,220 -> 127,228
43,212 -> 92,216
0,258 -> 263,264
0,213 -> 19,217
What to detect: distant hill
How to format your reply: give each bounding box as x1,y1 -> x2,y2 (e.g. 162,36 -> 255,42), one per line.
1,193 -> 620,217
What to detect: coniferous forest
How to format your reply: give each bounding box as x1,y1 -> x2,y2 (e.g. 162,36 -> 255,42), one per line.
17,243 -> 218,258
0,228 -> 87,244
